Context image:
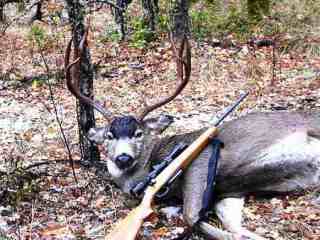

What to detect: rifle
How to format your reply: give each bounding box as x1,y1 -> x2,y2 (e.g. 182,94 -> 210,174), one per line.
105,92 -> 249,240
130,142 -> 189,198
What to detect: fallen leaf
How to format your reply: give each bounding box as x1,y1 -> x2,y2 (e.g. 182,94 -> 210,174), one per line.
41,224 -> 70,236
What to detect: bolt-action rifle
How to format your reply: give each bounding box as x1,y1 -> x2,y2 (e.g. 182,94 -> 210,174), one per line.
105,92 -> 249,240
130,142 -> 188,198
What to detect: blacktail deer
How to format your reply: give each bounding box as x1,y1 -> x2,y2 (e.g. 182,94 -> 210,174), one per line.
65,33 -> 320,240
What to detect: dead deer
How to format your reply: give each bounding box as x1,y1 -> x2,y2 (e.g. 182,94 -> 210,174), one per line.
65,33 -> 320,240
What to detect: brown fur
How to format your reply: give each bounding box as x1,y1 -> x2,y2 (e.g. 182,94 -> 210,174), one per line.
89,111 -> 320,239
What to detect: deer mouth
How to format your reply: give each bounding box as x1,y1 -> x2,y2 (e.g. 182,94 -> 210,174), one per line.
116,161 -> 137,171
106,158 -> 137,178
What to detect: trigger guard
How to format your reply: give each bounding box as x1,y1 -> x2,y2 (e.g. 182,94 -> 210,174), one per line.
156,186 -> 170,199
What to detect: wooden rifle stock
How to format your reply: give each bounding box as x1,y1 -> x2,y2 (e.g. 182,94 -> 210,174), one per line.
105,126 -> 219,240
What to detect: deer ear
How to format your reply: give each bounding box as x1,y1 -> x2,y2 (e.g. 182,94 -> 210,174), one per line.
87,127 -> 107,144
143,115 -> 174,134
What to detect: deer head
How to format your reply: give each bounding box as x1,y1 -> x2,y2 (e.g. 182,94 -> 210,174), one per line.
65,30 -> 191,189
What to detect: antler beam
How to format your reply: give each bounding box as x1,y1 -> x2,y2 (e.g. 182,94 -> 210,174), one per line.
137,36 -> 192,122
65,29 -> 113,120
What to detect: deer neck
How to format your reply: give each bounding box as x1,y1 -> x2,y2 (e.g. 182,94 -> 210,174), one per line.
113,136 -> 162,194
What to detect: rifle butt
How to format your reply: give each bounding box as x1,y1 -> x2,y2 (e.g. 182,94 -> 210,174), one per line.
105,200 -> 153,240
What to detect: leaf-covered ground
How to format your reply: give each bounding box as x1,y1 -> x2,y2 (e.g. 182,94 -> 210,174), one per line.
1,10 -> 320,240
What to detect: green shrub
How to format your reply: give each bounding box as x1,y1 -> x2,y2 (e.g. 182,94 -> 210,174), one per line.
190,2 -> 252,41
102,23 -> 122,43
158,14 -> 169,32
27,24 -> 47,48
252,0 -> 320,56
162,0 -> 320,44
214,5 -> 251,40
129,17 -> 154,49
0,156 -> 41,207
190,10 -> 211,40
0,234 -> 14,240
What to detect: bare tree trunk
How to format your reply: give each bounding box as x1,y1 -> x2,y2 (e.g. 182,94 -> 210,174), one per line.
31,1 -> 42,22
0,1 -> 4,22
112,0 -> 132,40
64,0 -> 100,163
141,0 -> 158,32
0,0 -> 25,23
170,0 -> 190,40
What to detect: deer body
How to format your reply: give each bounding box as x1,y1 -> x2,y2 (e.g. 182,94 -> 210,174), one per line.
108,111 -> 320,196
87,111 -> 320,239
65,33 -> 320,239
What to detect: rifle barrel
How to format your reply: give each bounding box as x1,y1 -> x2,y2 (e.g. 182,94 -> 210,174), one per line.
214,92 -> 249,127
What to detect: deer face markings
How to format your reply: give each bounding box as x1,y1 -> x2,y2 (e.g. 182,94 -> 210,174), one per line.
106,116 -> 145,171
88,115 -> 174,178
66,32 -> 190,178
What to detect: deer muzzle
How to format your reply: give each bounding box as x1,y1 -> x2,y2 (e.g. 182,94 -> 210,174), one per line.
115,153 -> 134,169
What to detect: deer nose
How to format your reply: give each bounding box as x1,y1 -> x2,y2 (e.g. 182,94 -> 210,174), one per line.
115,154 -> 134,169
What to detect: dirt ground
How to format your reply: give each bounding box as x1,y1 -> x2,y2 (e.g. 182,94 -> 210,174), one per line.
1,7 -> 320,240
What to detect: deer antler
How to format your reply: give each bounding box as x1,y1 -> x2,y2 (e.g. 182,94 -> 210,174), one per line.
137,36 -> 192,122
65,29 -> 113,120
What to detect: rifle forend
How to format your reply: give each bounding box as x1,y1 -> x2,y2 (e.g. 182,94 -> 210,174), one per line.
130,142 -> 188,198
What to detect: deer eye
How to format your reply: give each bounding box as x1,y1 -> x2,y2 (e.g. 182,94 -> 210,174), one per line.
106,132 -> 114,140
135,130 -> 143,138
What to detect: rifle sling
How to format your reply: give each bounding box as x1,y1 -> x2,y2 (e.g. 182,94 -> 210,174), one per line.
199,138 -> 224,219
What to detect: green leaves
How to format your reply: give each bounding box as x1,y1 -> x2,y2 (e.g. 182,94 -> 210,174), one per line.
129,17 -> 154,49
27,24 -> 47,49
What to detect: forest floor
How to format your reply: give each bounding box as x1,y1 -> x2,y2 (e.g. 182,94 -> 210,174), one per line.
1,9 -> 320,240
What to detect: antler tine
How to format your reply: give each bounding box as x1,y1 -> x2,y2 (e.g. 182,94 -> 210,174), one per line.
137,36 -> 191,122
65,28 -> 113,120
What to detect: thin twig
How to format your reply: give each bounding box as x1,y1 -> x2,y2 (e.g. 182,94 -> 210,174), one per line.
29,200 -> 35,240
272,41 -> 276,86
21,159 -> 83,171
36,41 -> 78,183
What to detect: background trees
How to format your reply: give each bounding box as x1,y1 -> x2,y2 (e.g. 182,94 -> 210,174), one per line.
0,1 -> 319,239
0,0 -> 22,22
64,0 -> 100,163
1,0 -> 319,162
247,0 -> 270,22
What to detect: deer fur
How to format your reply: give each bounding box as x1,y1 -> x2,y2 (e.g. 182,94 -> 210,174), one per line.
88,111 -> 320,239
65,32 -> 320,239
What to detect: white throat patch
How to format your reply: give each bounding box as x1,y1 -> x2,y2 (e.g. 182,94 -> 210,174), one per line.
107,159 -> 124,178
